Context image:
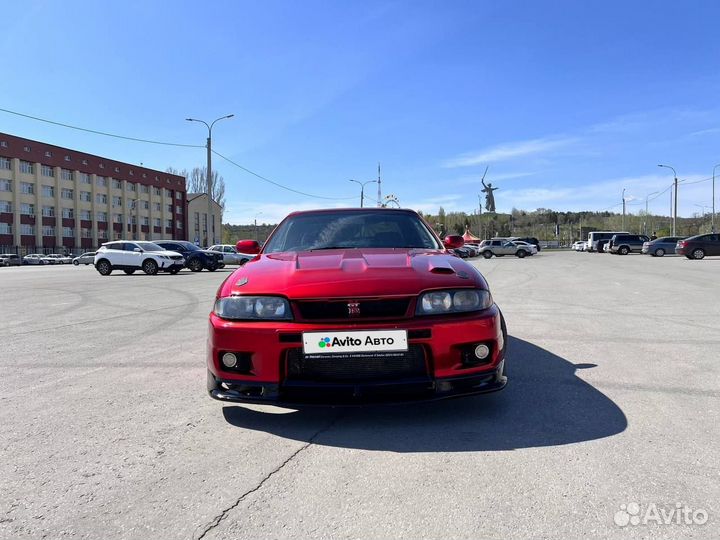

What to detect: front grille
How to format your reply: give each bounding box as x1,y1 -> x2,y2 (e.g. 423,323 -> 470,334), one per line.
295,298 -> 410,320
285,344 -> 428,382
170,255 -> 183,261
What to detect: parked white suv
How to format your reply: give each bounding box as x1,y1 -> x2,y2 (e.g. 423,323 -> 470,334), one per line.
94,241 -> 185,276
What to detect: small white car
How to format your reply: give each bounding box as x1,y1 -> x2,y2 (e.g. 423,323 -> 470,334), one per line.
572,241 -> 586,251
73,252 -> 96,265
48,253 -> 73,264
207,244 -> 253,265
94,241 -> 185,276
511,241 -> 538,255
23,254 -> 52,265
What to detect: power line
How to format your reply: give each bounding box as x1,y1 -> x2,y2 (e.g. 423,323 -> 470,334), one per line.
212,150 -> 356,201
0,107 -> 204,148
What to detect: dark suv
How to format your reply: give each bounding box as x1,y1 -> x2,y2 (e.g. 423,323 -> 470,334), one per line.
675,234 -> 720,260
609,234 -> 650,255
154,240 -> 225,271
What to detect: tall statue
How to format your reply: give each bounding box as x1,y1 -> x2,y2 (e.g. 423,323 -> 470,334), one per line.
481,179 -> 499,213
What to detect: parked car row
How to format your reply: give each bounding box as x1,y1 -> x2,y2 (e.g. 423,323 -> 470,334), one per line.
578,231 -> 720,260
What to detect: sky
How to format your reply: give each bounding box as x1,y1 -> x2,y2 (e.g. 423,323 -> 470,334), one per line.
2,0 -> 720,224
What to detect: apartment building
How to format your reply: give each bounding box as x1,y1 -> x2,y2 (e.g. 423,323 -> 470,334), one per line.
0,133 -> 187,253
187,192 -> 223,246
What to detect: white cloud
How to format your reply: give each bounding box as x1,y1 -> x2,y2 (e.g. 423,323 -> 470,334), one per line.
443,137 -> 576,168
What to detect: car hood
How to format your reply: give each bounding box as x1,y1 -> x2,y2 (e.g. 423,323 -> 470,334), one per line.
218,249 -> 488,299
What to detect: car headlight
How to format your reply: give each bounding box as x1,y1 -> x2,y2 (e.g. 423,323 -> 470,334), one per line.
416,289 -> 492,315
214,296 -> 292,320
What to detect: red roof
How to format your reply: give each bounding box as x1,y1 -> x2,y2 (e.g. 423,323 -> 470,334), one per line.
462,229 -> 481,242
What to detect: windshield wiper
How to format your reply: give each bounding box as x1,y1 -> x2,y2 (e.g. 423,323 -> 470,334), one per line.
309,246 -> 358,250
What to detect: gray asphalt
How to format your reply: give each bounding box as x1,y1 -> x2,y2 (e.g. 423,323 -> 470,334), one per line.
1,251 -> 718,539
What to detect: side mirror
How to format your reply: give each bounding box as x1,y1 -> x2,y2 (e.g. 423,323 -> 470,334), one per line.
133,248 -> 142,252
443,235 -> 464,249
236,240 -> 261,254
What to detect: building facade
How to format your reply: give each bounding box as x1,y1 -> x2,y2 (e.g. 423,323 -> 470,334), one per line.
187,193 -> 222,246
0,133 -> 187,253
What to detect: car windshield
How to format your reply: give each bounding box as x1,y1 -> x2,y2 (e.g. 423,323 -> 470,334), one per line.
177,242 -> 201,252
135,242 -> 165,252
263,210 -> 441,253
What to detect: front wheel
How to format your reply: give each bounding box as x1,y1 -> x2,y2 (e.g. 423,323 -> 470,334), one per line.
73,260 -> 79,266
691,248 -> 705,260
169,267 -> 180,275
619,246 -> 630,255
655,248 -> 665,257
96,259 -> 112,276
482,251 -> 493,259
516,250 -> 527,258
142,259 -> 159,275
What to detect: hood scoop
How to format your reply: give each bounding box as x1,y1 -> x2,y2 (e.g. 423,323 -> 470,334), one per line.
430,267 -> 455,274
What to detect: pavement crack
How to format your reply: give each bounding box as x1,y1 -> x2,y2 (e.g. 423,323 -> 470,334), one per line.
194,412 -> 344,540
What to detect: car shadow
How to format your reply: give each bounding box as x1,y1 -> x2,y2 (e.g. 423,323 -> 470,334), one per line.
222,337 -> 627,451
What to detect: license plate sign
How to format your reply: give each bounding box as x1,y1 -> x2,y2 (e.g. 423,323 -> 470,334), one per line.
303,330 -> 408,355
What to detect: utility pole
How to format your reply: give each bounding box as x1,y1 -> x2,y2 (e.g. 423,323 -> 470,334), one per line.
713,164 -> 719,233
186,114 -> 234,245
658,164 -> 678,235
622,188 -> 626,230
377,163 -> 382,207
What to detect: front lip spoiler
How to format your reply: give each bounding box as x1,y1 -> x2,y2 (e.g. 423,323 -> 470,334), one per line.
208,363 -> 506,406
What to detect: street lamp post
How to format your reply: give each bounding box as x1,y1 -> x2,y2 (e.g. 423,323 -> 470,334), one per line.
348,179 -> 377,208
645,191 -> 659,235
713,164 -> 720,233
622,188 -> 626,230
186,114 -> 234,245
254,212 -> 263,242
658,164 -> 678,235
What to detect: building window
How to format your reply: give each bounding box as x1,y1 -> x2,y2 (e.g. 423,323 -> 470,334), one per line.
0,201 -> 11,213
140,184 -> 149,194
154,187 -> 161,196
21,182 -> 34,194
41,165 -> 54,177
175,205 -> 183,214
176,220 -> 183,229
64,155 -> 71,162
97,211 -> 107,222
166,219 -> 172,228
63,227 -> 74,237
44,151 -> 52,158
61,188 -> 74,200
80,209 -> 92,220
112,179 -> 122,189
0,222 -> 11,234
82,159 -> 88,165
23,146 -> 31,152
96,193 -> 107,204
21,203 -> 35,215
42,185 -> 55,198
153,202 -> 161,211
0,141 -> 7,148
0,157 -> 11,170
20,161 -> 33,174
0,179 -> 12,191
64,169 -> 76,181
62,208 -> 74,219
127,182 -> 136,192
167,204 -> 173,213
42,206 -> 55,217
99,163 -> 105,169
42,226 -> 55,237
79,172 -> 90,183
97,176 -> 107,187
81,228 -> 92,238
21,224 -> 34,235
113,214 -> 123,224
176,192 -> 182,200
80,191 -> 91,202
114,167 -> 120,173
112,196 -> 122,207
154,218 -> 161,227
98,229 -> 107,240
165,188 -> 172,197
142,173 -> 147,178
129,170 -> 134,176
141,216 -> 149,226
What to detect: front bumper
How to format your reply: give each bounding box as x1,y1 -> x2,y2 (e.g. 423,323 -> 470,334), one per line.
207,361 -> 506,405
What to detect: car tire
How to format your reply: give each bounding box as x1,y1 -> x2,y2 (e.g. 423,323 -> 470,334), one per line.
516,250 -> 527,258
142,259 -> 159,275
188,258 -> 203,272
655,248 -> 665,257
691,248 -> 705,260
169,267 -> 180,275
619,246 -> 630,255
73,260 -> 79,266
207,265 -> 217,272
482,251 -> 493,259
124,269 -> 136,275
96,259 -> 112,276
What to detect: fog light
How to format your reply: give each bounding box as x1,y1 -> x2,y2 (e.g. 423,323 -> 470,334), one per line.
474,344 -> 490,360
222,352 -> 238,368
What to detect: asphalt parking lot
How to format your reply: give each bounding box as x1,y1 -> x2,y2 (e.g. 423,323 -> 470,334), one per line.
1,251 -> 718,539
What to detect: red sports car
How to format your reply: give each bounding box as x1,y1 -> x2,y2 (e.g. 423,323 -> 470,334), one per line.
207,208 -> 507,404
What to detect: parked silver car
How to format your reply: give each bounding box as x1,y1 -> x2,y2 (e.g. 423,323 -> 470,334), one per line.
0,253 -> 22,267
48,253 -> 73,264
73,252 -> 97,265
207,244 -> 253,265
479,239 -> 533,258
